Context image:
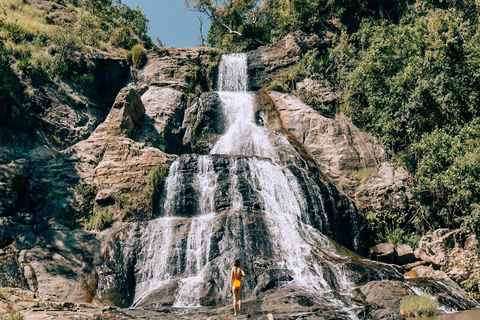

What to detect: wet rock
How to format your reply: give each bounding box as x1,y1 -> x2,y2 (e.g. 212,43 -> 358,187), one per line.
133,279 -> 179,308
370,243 -> 395,264
415,229 -> 480,283
181,92 -> 224,154
96,223 -> 137,308
394,244 -> 415,266
256,269 -> 294,293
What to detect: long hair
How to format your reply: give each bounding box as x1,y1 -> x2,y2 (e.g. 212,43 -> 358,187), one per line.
234,259 -> 240,267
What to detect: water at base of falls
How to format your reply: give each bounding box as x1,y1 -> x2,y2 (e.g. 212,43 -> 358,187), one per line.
132,53 -> 358,316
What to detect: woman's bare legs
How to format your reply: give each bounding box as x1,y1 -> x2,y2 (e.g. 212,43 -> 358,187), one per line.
238,287 -> 242,314
233,287 -> 238,315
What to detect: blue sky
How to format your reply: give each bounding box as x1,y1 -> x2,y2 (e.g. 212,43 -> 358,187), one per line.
122,0 -> 210,48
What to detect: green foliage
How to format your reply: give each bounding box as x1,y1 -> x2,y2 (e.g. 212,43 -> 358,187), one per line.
408,121 -> 480,235
385,227 -> 404,245
366,210 -> 409,244
85,209 -> 113,231
338,10 -> 480,152
183,51 -> 221,104
144,164 -> 169,210
130,44 -> 145,69
73,73 -> 96,96
399,295 -> 438,317
3,21 -> 24,44
461,269 -> 480,297
0,46 -> 18,124
16,54 -> 32,77
0,312 -> 24,320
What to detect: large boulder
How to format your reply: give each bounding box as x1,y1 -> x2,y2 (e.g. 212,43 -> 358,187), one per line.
405,266 -> 450,280
395,243 -> 415,266
415,229 -> 480,282
370,243 -> 395,264
27,86 -> 175,226
105,87 -> 145,137
355,278 -> 478,319
136,86 -> 186,153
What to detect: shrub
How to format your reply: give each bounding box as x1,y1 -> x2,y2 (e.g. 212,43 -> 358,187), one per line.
130,44 -> 145,69
0,53 -> 16,123
461,269 -> 480,297
144,164 -> 169,210
1,312 -> 24,320
4,22 -> 24,44
111,27 -> 137,49
17,55 -> 31,77
73,73 -> 96,96
399,295 -> 438,317
85,209 -> 113,231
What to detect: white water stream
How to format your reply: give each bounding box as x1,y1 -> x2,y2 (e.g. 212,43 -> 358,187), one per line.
133,53 -> 356,315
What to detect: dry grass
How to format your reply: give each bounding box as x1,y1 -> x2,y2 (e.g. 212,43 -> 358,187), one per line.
2,1 -> 58,40
399,295 -> 438,317
348,167 -> 379,180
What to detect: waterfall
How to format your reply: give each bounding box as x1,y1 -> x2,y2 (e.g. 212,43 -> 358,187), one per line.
132,53 -> 359,315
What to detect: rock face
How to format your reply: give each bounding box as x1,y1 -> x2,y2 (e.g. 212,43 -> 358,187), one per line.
267,91 -> 416,228
137,86 -> 186,153
247,24 -> 341,90
135,47 -> 221,90
29,86 -> 175,226
415,229 -> 480,282
105,87 -> 145,136
180,92 -> 224,154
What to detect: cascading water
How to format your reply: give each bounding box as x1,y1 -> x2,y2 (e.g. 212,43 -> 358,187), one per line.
132,53 -> 362,316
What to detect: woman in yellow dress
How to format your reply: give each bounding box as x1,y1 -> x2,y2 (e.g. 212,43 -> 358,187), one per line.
230,259 -> 246,316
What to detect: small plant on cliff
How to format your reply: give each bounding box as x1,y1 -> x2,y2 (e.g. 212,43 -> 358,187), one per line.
130,44 -> 145,69
85,209 -> 113,231
399,295 -> 438,317
1,312 -> 24,320
144,164 -> 169,211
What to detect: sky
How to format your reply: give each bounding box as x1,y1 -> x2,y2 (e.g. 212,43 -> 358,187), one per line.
122,0 -> 210,48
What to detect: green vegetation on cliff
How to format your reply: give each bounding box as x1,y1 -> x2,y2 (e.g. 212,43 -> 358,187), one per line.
0,0 -> 151,127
